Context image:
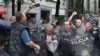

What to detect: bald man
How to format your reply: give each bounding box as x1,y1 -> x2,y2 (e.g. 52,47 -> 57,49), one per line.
10,16 -> 16,24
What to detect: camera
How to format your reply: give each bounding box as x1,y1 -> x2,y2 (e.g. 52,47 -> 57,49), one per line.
35,3 -> 40,7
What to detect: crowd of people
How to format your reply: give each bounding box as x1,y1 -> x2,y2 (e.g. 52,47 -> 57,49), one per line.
0,3 -> 100,56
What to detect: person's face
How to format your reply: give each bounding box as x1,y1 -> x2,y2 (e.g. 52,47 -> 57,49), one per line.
22,13 -> 27,23
76,19 -> 82,27
29,23 -> 36,28
85,22 -> 93,30
45,28 -> 53,35
10,16 -> 16,23
64,21 -> 71,29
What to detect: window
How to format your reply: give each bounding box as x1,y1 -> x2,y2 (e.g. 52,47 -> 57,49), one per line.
68,0 -> 74,9
46,0 -> 56,2
41,10 -> 50,22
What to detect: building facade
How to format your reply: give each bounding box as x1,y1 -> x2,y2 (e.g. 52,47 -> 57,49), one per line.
84,0 -> 99,13
0,0 -> 99,24
4,0 -> 67,25
67,0 -> 99,14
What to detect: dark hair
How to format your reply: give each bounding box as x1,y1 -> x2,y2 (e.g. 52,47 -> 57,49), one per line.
15,11 -> 23,21
76,19 -> 82,21
75,19 -> 82,23
42,20 -> 48,24
65,20 -> 72,25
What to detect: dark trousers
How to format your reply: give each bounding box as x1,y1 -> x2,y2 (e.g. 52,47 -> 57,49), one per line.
47,50 -> 54,56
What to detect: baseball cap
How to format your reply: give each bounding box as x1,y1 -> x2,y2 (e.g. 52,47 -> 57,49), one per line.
85,18 -> 95,24
42,20 -> 48,24
28,18 -> 36,24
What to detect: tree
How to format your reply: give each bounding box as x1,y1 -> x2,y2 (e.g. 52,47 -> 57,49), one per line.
55,0 -> 60,17
3,0 -> 11,7
74,0 -> 82,13
46,0 -> 53,2
3,0 -> 35,7
98,0 -> 100,13
17,0 -> 35,11
30,0 -> 35,2
3,0 -> 35,15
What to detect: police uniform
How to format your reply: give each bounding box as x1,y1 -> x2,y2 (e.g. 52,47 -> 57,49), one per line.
84,19 -> 100,56
58,27 -> 76,56
30,27 -> 48,56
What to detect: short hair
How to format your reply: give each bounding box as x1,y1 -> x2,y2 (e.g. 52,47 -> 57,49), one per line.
15,11 -> 23,22
76,19 -> 82,21
75,19 -> 82,23
45,24 -> 53,30
10,16 -> 16,21
64,21 -> 72,25
10,16 -> 16,23
42,20 -> 48,24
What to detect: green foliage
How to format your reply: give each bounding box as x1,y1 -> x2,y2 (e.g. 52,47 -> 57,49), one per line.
20,0 -> 24,4
3,0 -> 35,7
46,0 -> 53,2
30,0 -> 35,2
74,0 -> 82,13
3,0 -> 11,7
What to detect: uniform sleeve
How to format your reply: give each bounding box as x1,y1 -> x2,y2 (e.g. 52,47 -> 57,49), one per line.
21,29 -> 31,44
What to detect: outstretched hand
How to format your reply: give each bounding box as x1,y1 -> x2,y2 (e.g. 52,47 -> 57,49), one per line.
30,3 -> 36,8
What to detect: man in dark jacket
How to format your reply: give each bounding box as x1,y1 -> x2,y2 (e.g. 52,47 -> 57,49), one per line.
84,19 -> 100,56
40,24 -> 59,56
8,4 -> 40,56
58,21 -> 76,56
85,19 -> 100,45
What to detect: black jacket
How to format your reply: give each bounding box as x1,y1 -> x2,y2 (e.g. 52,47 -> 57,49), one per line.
8,22 -> 35,56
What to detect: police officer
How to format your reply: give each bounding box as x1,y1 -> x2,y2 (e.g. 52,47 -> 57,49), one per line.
85,19 -> 100,47
58,21 -> 76,56
85,18 -> 100,56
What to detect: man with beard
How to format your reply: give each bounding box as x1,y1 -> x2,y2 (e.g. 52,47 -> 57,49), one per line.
68,11 -> 85,36
58,21 -> 76,56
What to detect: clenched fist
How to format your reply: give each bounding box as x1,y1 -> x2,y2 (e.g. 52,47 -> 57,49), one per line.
35,44 -> 40,51
72,11 -> 77,16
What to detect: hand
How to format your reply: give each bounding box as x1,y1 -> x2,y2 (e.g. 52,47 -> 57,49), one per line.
30,3 -> 38,8
72,11 -> 77,16
53,35 -> 57,40
46,39 -> 51,44
67,31 -> 72,36
35,44 -> 40,51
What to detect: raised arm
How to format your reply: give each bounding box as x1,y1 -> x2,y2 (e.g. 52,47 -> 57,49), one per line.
23,3 -> 38,15
68,11 -> 77,22
82,16 -> 85,23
